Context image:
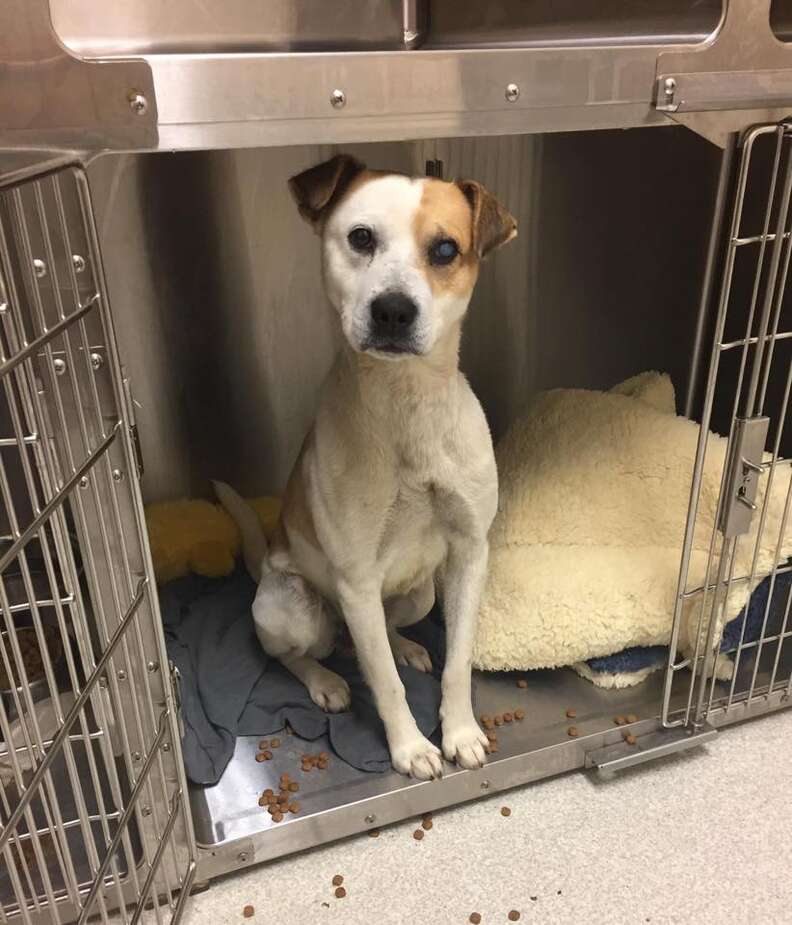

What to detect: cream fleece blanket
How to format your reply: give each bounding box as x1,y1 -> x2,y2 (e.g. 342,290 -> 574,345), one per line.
474,372 -> 791,682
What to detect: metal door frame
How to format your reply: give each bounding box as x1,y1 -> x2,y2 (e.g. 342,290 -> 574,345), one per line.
0,163 -> 196,924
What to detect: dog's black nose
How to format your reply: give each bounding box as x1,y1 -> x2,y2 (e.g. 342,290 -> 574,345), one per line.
370,292 -> 418,339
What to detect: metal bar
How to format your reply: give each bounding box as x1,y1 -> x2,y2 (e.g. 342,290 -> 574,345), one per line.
0,295 -> 97,380
719,330 -> 792,351
0,424 -> 118,575
585,723 -> 717,774
0,579 -> 146,851
129,791 -> 182,925
685,133 -> 736,418
75,710 -> 169,925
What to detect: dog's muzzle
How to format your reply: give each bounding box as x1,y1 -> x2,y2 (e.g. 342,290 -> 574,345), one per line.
364,291 -> 419,355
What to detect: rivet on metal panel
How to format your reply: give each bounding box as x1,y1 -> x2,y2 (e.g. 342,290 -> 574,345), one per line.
98,675 -> 108,689
128,90 -> 149,115
141,805 -> 152,817
33,258 -> 47,278
663,77 -> 677,103
117,669 -> 127,680
53,357 -> 67,376
480,779 -> 491,790
72,254 -> 86,273
364,814 -> 376,824
505,83 -> 520,103
133,751 -> 142,762
147,660 -> 159,672
78,476 -> 89,489
112,468 -> 124,482
330,89 -> 347,109
90,352 -> 104,371
238,852 -> 248,863
162,742 -> 171,752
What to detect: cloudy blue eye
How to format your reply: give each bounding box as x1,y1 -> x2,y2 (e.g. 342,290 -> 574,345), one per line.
429,238 -> 459,266
348,226 -> 375,253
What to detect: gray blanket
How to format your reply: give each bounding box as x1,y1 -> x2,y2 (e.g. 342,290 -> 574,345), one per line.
160,568 -> 446,786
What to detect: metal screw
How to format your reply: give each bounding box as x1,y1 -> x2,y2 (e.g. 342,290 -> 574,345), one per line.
128,90 -> 149,115
53,357 -> 67,376
365,814 -> 376,824
33,259 -> 47,279
98,675 -> 108,689
112,469 -> 124,482
330,89 -> 346,109
480,779 -> 491,791
162,742 -> 171,752
132,751 -> 141,762
238,852 -> 248,863
90,352 -> 103,371
141,805 -> 152,817
117,669 -> 127,681
663,77 -> 676,99
505,83 -> 520,103
78,476 -> 89,489
72,254 -> 86,274
147,660 -> 159,673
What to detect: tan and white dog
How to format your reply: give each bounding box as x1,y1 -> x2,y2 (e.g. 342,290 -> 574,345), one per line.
217,155 -> 517,779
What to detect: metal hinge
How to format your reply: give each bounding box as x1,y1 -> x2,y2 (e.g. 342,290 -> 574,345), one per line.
122,375 -> 145,478
585,723 -> 716,775
718,416 -> 770,538
169,661 -> 185,739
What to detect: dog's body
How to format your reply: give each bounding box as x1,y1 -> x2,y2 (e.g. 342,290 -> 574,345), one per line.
218,156 -> 516,779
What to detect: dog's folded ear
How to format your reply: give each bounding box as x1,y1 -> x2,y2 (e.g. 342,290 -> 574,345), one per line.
289,154 -> 365,230
456,179 -> 518,259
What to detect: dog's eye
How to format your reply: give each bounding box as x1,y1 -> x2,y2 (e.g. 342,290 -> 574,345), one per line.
428,238 -> 459,266
348,227 -> 375,253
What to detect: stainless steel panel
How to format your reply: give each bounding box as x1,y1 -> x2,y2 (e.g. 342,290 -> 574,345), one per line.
50,0 -> 410,56
427,0 -> 722,49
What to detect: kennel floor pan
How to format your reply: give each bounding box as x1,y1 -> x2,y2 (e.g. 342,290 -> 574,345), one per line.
190,649 -> 791,881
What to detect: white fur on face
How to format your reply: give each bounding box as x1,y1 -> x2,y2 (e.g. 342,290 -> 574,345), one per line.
321,175 -> 470,357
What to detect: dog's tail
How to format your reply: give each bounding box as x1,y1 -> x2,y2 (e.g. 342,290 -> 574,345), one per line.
213,480 -> 269,583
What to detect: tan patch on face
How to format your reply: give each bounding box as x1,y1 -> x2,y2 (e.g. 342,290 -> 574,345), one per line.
414,179 -> 479,298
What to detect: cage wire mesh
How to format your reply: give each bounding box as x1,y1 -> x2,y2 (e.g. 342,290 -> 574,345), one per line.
664,123 -> 792,729
0,165 -> 194,924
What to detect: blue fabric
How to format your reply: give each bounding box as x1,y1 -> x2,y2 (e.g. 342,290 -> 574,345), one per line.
584,567 -> 791,679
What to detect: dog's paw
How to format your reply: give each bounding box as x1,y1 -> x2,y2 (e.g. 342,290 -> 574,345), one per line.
307,671 -> 351,713
390,735 -> 444,780
442,719 -> 489,769
390,634 -> 432,673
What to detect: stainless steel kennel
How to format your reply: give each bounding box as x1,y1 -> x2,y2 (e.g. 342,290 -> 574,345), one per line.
0,1 -> 791,922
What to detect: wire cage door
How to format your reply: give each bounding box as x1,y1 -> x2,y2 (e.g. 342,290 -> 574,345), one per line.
663,123 -> 792,730
0,164 -> 196,924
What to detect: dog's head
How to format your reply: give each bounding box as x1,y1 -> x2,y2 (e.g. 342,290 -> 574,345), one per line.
289,155 -> 517,358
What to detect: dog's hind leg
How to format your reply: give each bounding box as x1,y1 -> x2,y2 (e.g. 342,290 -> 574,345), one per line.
385,578 -> 435,673
252,570 -> 350,713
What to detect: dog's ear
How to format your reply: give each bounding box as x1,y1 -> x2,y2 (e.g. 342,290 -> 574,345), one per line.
456,179 -> 517,258
289,154 -> 365,230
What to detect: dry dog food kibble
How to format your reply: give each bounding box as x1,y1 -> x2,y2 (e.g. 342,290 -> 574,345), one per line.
508,912 -> 521,922
288,782 -> 300,793
258,740 -> 268,749
335,887 -> 346,899
422,818 -> 433,831
614,716 -> 627,726
503,712 -> 513,723
368,829 -> 380,838
271,738 -> 281,748
624,733 -> 637,745
514,709 -> 525,721
413,829 -> 424,841
332,875 -> 344,887
289,802 -> 300,813
243,905 -> 255,918
272,811 -> 283,823
469,915 -> 482,925
501,806 -> 511,817
566,708 -> 577,719
567,726 -> 579,737
517,679 -> 528,689
494,715 -> 503,726
626,714 -> 638,723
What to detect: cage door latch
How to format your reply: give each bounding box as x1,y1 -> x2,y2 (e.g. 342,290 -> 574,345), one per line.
585,722 -> 717,776
718,416 -> 770,538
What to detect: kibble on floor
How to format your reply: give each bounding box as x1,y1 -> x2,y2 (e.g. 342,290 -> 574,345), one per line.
161,710 -> 792,925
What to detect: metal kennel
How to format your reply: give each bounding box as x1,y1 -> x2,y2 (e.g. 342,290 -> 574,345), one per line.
0,1 -> 790,922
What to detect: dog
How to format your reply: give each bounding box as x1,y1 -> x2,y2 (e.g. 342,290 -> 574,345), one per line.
217,154 -> 517,779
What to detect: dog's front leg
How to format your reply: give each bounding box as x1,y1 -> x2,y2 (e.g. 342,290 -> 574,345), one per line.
440,539 -> 490,769
337,577 -> 444,780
